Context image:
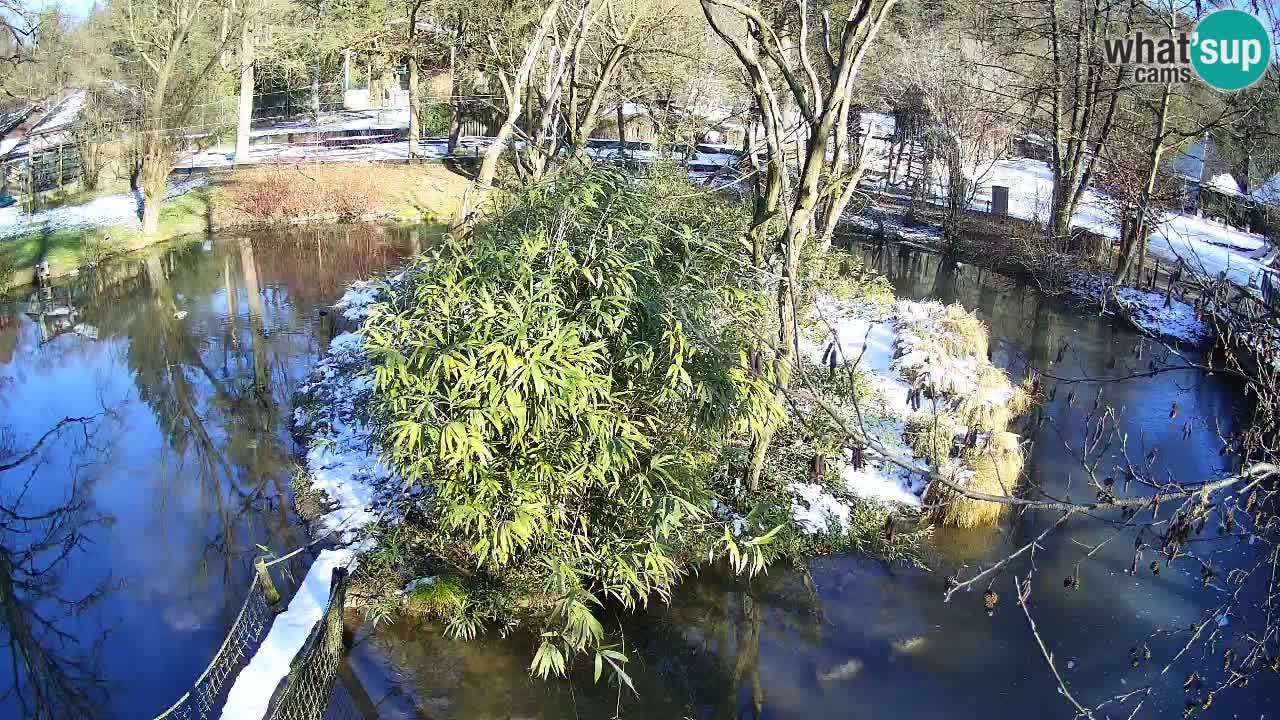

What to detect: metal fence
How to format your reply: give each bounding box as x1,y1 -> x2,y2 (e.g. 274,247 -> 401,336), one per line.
152,571 -> 276,720
264,567 -> 353,720
1,143 -> 82,199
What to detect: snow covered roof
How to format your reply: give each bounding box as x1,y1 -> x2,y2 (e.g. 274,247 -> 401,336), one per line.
30,90 -> 85,135
1253,174 -> 1280,208
0,106 -> 35,137
1207,172 -> 1244,197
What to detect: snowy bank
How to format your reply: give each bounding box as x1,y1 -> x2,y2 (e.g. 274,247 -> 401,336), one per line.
219,282 -> 396,720
1069,272 -> 1212,347
790,294 -> 1029,531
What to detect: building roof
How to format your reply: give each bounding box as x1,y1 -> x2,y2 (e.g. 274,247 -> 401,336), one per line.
1253,173 -> 1280,208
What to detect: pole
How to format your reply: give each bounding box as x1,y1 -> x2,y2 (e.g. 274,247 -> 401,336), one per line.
255,556 -> 281,605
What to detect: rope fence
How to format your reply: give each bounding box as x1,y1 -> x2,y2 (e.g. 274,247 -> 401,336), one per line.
150,557 -> 364,720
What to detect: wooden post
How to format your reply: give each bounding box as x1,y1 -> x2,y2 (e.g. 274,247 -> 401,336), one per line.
256,556 -> 281,605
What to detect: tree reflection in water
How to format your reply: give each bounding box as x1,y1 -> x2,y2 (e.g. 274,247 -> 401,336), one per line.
0,415 -> 117,720
0,224 -> 430,717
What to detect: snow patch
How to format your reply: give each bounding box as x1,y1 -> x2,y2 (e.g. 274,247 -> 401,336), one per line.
1069,272 -> 1211,346
0,176 -> 208,239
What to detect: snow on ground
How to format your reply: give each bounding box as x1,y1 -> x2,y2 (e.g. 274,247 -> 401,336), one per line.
333,280 -> 381,322
179,134 -> 745,170
788,293 -> 1025,533
969,158 -> 1269,287
221,282 -> 398,720
0,176 -> 208,239
843,206 -> 945,246
1069,272 -> 1211,346
788,298 -> 939,530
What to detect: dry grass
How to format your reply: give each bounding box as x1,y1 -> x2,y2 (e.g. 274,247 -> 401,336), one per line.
905,413 -> 961,465
933,305 -> 989,360
955,365 -> 1033,434
894,301 -> 1035,528
925,431 -> 1025,528
219,163 -> 473,226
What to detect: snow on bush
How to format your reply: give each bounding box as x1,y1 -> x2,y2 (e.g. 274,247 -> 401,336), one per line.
791,294 -> 1027,531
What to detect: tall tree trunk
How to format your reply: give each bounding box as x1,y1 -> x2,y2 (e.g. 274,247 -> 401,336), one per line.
140,134 -> 170,238
408,55 -> 419,160
616,102 -> 626,153
447,37 -> 462,154
1113,82 -> 1172,290
311,67 -> 321,122
235,21 -> 255,164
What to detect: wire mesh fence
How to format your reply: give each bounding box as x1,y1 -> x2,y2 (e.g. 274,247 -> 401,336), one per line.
152,572 -> 276,720
264,567 -> 351,720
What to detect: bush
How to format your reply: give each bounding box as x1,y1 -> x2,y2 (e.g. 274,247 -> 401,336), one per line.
361,167 -> 781,678
79,235 -> 115,269
232,166 -> 381,224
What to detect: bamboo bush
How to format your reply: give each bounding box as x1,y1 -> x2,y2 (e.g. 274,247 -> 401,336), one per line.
361,167 -> 783,681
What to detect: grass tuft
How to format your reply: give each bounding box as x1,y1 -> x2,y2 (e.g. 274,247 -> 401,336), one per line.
925,431 -> 1024,528
406,575 -> 471,620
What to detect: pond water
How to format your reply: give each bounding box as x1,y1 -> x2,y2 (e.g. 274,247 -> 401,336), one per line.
2,228 -> 1274,719
0,224 -> 438,719
350,240 -> 1277,719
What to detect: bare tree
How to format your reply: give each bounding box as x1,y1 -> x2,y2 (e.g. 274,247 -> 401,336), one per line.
981,0 -> 1131,245
703,0 -> 899,489
879,20 -> 1016,241
449,0 -> 563,236
110,0 -> 240,236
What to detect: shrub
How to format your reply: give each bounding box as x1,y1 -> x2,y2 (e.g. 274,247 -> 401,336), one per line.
361,167 -> 781,678
79,234 -> 115,269
232,166 -> 382,224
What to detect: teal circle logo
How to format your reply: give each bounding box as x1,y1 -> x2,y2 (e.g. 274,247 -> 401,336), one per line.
1192,9 -> 1271,91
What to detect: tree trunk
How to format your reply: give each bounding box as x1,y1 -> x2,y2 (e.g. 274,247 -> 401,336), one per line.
311,65 -> 321,122
140,160 -> 166,238
447,42 -> 462,154
408,55 -> 419,161
1112,83 -> 1171,292
235,21 -> 255,165
473,1 -> 562,190
616,102 -> 626,156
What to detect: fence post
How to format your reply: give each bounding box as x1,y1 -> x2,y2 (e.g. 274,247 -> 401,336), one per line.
263,567 -> 350,720
256,556 -> 281,605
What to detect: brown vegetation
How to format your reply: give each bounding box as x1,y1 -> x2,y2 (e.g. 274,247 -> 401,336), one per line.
222,163 -> 471,226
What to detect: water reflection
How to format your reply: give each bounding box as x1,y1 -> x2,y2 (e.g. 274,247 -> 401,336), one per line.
364,239 -> 1277,719
0,415 -> 115,720
0,223 -> 436,719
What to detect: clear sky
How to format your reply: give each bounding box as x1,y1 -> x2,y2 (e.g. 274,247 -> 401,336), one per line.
26,0 -> 98,20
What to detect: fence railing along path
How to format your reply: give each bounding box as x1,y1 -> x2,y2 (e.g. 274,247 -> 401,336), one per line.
151,556 -> 362,720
